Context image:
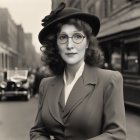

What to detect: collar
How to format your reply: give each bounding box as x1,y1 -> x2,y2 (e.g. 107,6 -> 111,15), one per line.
82,64 -> 98,85
63,61 -> 85,86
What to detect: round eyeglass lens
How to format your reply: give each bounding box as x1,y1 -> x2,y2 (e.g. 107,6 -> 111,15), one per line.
73,33 -> 84,44
58,34 -> 68,44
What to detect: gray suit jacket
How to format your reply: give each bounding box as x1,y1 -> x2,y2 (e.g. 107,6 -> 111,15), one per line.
30,65 -> 126,140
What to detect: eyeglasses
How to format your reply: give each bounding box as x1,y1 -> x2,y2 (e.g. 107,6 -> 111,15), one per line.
57,33 -> 86,44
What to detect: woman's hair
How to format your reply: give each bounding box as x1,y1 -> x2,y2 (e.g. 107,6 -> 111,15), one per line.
40,18 -> 104,75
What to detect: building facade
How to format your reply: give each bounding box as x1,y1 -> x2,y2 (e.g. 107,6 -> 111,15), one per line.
51,0 -> 140,106
0,7 -> 40,82
0,42 -> 9,72
0,8 -> 18,70
97,0 -> 140,107
17,25 -> 26,68
24,33 -> 38,68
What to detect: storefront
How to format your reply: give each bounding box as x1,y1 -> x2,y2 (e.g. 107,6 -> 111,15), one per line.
98,2 -> 140,108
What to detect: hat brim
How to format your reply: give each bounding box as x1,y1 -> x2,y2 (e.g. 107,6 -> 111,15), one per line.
39,11 -> 100,44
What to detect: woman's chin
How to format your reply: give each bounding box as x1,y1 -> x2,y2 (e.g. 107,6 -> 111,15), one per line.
64,59 -> 84,66
65,61 -> 78,65
62,55 -> 84,66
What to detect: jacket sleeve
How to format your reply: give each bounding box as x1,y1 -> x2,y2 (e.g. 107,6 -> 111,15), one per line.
30,78 -> 50,140
88,71 -> 126,140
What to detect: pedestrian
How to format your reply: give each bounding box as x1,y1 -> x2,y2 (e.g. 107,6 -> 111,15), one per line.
33,67 -> 46,96
30,2 -> 126,140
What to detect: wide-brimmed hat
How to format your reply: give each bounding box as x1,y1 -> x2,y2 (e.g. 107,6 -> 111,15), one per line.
39,2 -> 100,44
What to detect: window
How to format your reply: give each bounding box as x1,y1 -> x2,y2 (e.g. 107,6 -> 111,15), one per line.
123,43 -> 139,74
104,0 -> 114,17
111,52 -> 121,71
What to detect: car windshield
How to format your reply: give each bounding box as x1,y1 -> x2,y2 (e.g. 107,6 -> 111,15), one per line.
7,70 -> 28,82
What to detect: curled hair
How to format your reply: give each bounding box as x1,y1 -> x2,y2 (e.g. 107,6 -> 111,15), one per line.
40,18 -> 104,75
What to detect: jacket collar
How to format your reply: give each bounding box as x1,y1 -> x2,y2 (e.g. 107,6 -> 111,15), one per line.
47,64 -> 98,125
82,64 -> 98,85
47,75 -> 64,125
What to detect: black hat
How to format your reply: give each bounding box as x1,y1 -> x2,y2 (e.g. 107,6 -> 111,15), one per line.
39,2 -> 100,44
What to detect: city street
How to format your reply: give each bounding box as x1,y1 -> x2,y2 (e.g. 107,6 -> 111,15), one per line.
0,97 -> 38,140
125,106 -> 140,140
0,97 -> 140,140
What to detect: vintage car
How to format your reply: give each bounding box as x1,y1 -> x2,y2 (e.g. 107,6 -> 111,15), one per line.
0,70 -> 33,101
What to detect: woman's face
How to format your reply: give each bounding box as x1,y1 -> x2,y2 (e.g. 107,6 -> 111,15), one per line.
57,24 -> 88,66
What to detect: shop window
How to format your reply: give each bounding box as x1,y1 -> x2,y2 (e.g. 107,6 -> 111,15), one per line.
111,52 -> 121,71
123,44 -> 139,74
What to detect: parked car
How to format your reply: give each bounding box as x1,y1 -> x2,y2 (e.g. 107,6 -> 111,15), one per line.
0,69 -> 33,101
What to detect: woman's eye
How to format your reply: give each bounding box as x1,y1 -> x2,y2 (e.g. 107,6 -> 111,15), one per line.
59,35 -> 67,40
74,34 -> 82,39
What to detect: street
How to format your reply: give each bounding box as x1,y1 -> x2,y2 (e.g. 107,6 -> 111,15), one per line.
0,97 -> 140,140
0,97 -> 38,140
125,106 -> 140,140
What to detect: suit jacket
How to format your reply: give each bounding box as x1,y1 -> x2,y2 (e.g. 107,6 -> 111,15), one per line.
30,65 -> 126,140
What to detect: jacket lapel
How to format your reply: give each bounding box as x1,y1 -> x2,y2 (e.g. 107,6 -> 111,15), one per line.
46,65 -> 98,124
47,75 -> 64,125
63,65 -> 98,118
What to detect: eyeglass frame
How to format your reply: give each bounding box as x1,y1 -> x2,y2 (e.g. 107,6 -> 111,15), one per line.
57,32 -> 86,44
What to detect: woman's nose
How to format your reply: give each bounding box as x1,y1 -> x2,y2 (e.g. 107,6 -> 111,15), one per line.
66,38 -> 74,49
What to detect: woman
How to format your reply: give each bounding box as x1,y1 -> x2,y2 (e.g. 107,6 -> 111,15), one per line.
30,2 -> 126,140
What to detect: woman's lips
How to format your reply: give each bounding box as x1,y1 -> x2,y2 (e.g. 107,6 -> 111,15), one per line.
65,53 -> 77,56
